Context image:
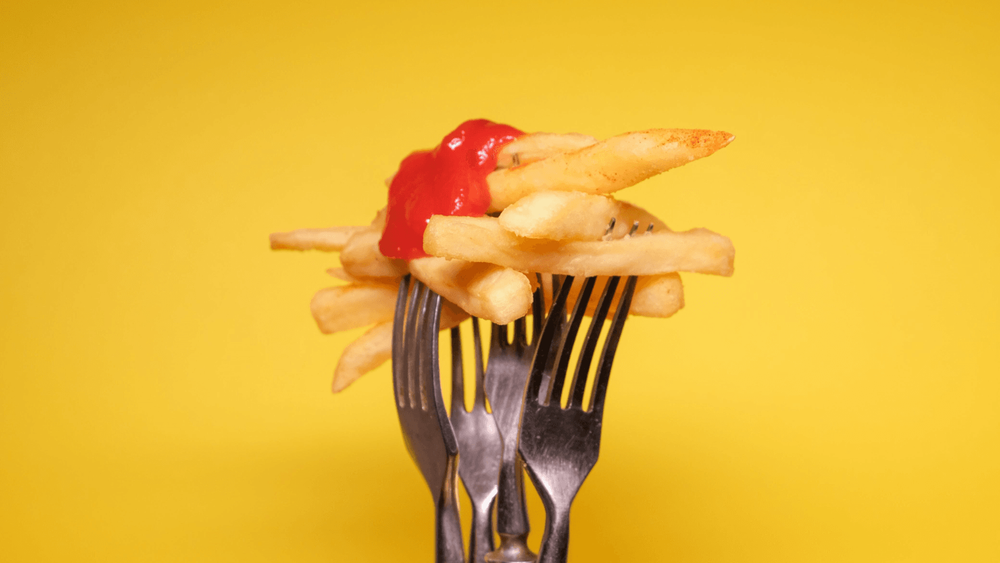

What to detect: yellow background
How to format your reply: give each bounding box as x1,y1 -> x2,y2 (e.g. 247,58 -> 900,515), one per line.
2,1 -> 998,561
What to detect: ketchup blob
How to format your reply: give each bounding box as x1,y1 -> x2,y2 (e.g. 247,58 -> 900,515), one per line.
378,119 -> 524,260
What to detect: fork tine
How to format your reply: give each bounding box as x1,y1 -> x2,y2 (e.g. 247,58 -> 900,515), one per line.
404,280 -> 425,409
450,326 -> 465,414
569,219 -> 640,408
531,274 -> 544,343
551,274 -> 563,304
423,289 -> 445,413
423,289 -> 443,407
491,322 -> 507,351
470,318 -> 487,409
526,275 -> 575,406
565,222 -> 641,409
590,275 -> 638,413
425,290 -> 460,454
550,276 -> 596,404
513,316 -> 527,346
393,275 -> 411,407
415,284 -> 433,411
568,275 -> 621,409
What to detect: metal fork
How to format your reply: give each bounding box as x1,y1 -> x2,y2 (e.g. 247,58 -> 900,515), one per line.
484,282 -> 546,563
450,319 -> 503,563
518,270 -> 639,563
392,275 -> 464,563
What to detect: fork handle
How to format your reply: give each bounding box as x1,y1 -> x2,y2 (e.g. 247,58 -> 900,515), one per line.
537,505 -> 571,563
496,452 -> 531,535
436,459 -> 465,563
487,453 -> 535,562
469,498 -> 496,563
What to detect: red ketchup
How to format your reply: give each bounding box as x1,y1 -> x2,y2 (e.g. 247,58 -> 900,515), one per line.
379,119 -> 524,260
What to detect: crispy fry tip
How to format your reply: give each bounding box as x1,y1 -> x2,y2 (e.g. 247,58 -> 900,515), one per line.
332,373 -> 353,393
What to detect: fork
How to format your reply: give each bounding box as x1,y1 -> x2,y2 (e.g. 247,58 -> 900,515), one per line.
450,319 -> 503,563
484,282 -> 546,563
392,275 -> 464,563
518,270 -> 639,563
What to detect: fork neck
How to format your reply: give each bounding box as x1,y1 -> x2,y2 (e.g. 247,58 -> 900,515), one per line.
495,450 -> 531,536
537,505 -> 571,563
435,455 -> 465,563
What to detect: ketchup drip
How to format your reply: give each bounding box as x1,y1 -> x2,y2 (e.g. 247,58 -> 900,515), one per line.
379,119 -> 524,260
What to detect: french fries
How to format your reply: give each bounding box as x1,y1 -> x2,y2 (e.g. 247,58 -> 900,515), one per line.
311,283 -> 397,334
340,229 -> 409,279
549,273 -> 685,318
330,299 -> 469,392
269,226 -> 368,251
631,274 -> 685,318
273,123 -> 735,393
408,256 -> 533,325
498,191 -> 669,241
332,322 -> 393,393
495,132 -> 597,169
424,215 -> 735,277
486,129 -> 734,212
325,267 -> 364,283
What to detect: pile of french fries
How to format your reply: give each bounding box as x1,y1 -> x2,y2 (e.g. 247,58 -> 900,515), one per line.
271,128 -> 735,392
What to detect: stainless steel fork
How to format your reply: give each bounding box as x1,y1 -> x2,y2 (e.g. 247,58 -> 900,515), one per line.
518,271 -> 639,563
484,283 -> 546,563
450,319 -> 503,563
392,275 -> 464,563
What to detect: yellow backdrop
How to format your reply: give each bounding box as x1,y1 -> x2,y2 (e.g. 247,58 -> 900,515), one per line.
2,1 -> 998,561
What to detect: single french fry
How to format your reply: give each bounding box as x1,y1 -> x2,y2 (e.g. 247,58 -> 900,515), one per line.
486,129 -> 734,212
331,298 -> 469,393
498,192 -> 670,241
311,284 -> 398,334
340,230 -> 409,279
495,132 -> 598,169
425,216 -> 734,277
332,322 -> 393,393
544,273 -> 684,318
326,267 -> 363,283
631,274 -> 685,318
326,267 -> 403,288
408,256 -> 533,325
269,226 -> 368,251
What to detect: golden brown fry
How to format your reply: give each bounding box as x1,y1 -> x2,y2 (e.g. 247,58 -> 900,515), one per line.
486,129 -> 734,212
499,191 -> 616,240
498,192 -> 670,241
425,216 -> 734,277
332,322 -> 393,393
631,274 -> 685,318
269,226 -> 368,251
439,300 -> 471,330
311,284 -> 398,334
340,230 -> 409,279
331,299 -> 468,393
542,273 -> 684,318
495,132 -> 597,169
327,267 -> 405,288
408,256 -> 533,325
326,267 -> 363,283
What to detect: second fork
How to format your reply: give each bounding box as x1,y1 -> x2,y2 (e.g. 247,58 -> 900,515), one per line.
450,320 -> 503,563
